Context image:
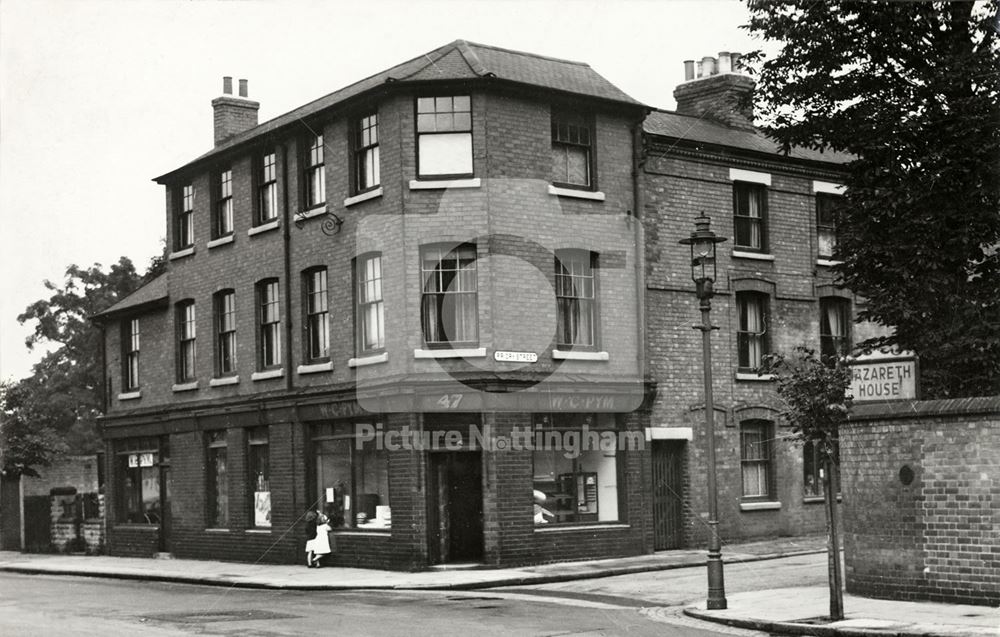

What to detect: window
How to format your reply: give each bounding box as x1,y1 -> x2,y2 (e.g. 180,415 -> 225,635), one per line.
312,422 -> 390,530
257,280 -> 281,369
740,420 -> 773,500
736,292 -> 768,372
175,184 -> 194,250
257,152 -> 278,224
177,301 -> 197,382
416,95 -> 472,178
804,439 -> 841,499
421,244 -> 478,347
819,297 -> 851,363
214,290 -> 236,376
122,318 -> 140,391
555,251 -> 596,348
214,169 -> 234,238
816,194 -> 841,259
551,110 -> 593,188
356,254 -> 385,353
304,133 -> 325,208
353,113 -> 380,193
206,430 -> 228,527
248,427 -> 270,528
116,437 -> 161,524
303,268 -> 329,362
733,182 -> 767,251
532,413 -> 621,525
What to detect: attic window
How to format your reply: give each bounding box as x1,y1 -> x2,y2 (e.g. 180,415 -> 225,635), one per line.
416,96 -> 472,179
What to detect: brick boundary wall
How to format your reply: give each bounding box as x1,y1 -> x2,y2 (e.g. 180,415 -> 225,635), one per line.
841,396 -> 1000,606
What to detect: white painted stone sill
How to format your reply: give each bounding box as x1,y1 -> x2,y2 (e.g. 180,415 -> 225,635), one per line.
735,372 -> 775,382
296,205 -> 328,221
732,250 -> 775,262
209,376 -> 239,387
803,495 -> 843,504
547,185 -> 606,201
207,235 -> 234,249
414,347 -> 487,359
409,178 -> 481,190
248,219 -> 279,236
297,361 -> 333,375
251,368 -> 284,382
740,501 -> 782,511
245,528 -> 272,534
816,258 -> 843,267
349,352 -> 388,368
535,523 -> 630,533
168,247 -> 195,261
344,187 -> 383,207
172,381 -> 199,392
205,528 -> 231,533
552,350 -> 609,361
117,391 -> 141,401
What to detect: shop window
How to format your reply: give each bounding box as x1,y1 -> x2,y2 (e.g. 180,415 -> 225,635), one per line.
248,427 -> 271,527
416,95 -> 472,178
819,297 -> 851,363
312,422 -> 390,530
421,243 -> 478,347
555,250 -> 596,348
116,437 -> 160,524
206,430 -> 228,528
532,413 -> 621,525
551,109 -> 593,188
740,420 -> 774,500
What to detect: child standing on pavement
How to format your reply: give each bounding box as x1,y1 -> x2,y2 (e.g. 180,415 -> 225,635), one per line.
305,512 -> 332,568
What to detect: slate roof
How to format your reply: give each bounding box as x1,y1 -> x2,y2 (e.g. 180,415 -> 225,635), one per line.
155,40 -> 643,183
644,109 -> 853,165
91,274 -> 168,322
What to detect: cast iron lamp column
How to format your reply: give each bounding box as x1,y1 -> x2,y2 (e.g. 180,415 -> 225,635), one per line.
680,213 -> 728,610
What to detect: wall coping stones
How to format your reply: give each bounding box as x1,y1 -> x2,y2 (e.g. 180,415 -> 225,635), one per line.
848,395 -> 1000,422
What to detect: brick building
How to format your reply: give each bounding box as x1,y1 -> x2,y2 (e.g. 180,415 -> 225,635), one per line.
94,42 -> 865,568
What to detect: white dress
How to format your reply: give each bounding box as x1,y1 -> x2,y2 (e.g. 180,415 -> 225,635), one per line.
306,523 -> 332,555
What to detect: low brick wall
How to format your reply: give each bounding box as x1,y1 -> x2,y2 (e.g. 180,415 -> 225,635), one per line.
841,396 -> 1000,606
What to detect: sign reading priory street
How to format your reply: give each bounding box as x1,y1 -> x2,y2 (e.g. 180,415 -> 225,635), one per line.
848,353 -> 919,402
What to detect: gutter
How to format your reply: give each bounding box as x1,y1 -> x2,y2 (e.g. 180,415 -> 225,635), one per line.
282,142 -> 294,392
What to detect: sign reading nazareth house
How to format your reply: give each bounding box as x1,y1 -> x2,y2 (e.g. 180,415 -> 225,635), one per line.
848,352 -> 919,402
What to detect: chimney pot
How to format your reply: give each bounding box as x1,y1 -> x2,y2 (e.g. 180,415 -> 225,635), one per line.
702,56 -> 716,76
238,79 -> 248,98
683,60 -> 695,81
731,52 -> 742,73
718,52 -> 732,74
223,76 -> 233,95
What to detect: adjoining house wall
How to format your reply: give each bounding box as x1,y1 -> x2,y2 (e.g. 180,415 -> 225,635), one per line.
841,397 -> 1000,606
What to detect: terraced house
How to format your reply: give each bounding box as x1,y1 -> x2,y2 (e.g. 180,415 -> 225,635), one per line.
94,42 -> 869,569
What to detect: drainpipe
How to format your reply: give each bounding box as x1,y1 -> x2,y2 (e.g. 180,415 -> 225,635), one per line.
100,323 -> 108,413
631,115 -> 648,384
282,142 -> 294,392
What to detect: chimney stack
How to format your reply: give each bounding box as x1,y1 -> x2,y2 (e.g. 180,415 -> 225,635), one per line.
212,76 -> 259,146
673,51 -> 755,130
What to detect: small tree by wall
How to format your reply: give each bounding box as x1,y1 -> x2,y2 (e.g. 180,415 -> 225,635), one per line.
762,347 -> 852,620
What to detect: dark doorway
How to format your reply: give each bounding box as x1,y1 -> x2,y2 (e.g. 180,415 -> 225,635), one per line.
427,451 -> 483,564
23,496 -> 50,553
158,463 -> 172,553
652,440 -> 685,550
0,474 -> 22,550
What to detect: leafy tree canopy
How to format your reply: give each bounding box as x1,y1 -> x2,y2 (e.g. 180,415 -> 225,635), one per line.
744,1 -> 1000,398
1,256 -> 158,476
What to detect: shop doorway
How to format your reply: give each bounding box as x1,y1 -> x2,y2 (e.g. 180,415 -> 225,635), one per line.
427,451 -> 483,564
652,440 -> 685,550
158,462 -> 172,553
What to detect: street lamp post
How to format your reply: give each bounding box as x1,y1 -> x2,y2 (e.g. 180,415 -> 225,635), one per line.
680,213 -> 728,610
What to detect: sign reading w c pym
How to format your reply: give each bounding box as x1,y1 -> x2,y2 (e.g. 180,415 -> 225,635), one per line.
848,352 -> 919,402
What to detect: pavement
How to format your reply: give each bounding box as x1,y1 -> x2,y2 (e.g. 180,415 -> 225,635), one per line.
0,534 -> 996,637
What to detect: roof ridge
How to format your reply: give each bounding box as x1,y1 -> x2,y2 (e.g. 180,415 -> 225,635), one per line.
455,39 -> 491,76
462,40 -> 591,67
391,40 -> 475,82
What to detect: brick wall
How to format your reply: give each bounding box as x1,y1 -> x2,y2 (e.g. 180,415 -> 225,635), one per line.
842,397 -> 1000,606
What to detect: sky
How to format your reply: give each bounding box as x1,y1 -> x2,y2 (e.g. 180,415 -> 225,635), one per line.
0,0 -> 764,382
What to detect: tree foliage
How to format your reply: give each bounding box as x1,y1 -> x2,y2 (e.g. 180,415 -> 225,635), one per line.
744,1 -> 1000,398
1,257 -> 152,476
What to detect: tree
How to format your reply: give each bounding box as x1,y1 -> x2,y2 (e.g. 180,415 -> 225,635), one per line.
744,1 -> 1000,398
762,348 -> 852,620
1,258 -> 149,476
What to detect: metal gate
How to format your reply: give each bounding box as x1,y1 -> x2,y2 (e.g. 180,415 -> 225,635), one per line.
652,441 -> 684,550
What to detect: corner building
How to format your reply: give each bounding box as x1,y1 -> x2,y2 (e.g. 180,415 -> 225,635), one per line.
96,41 -> 651,569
